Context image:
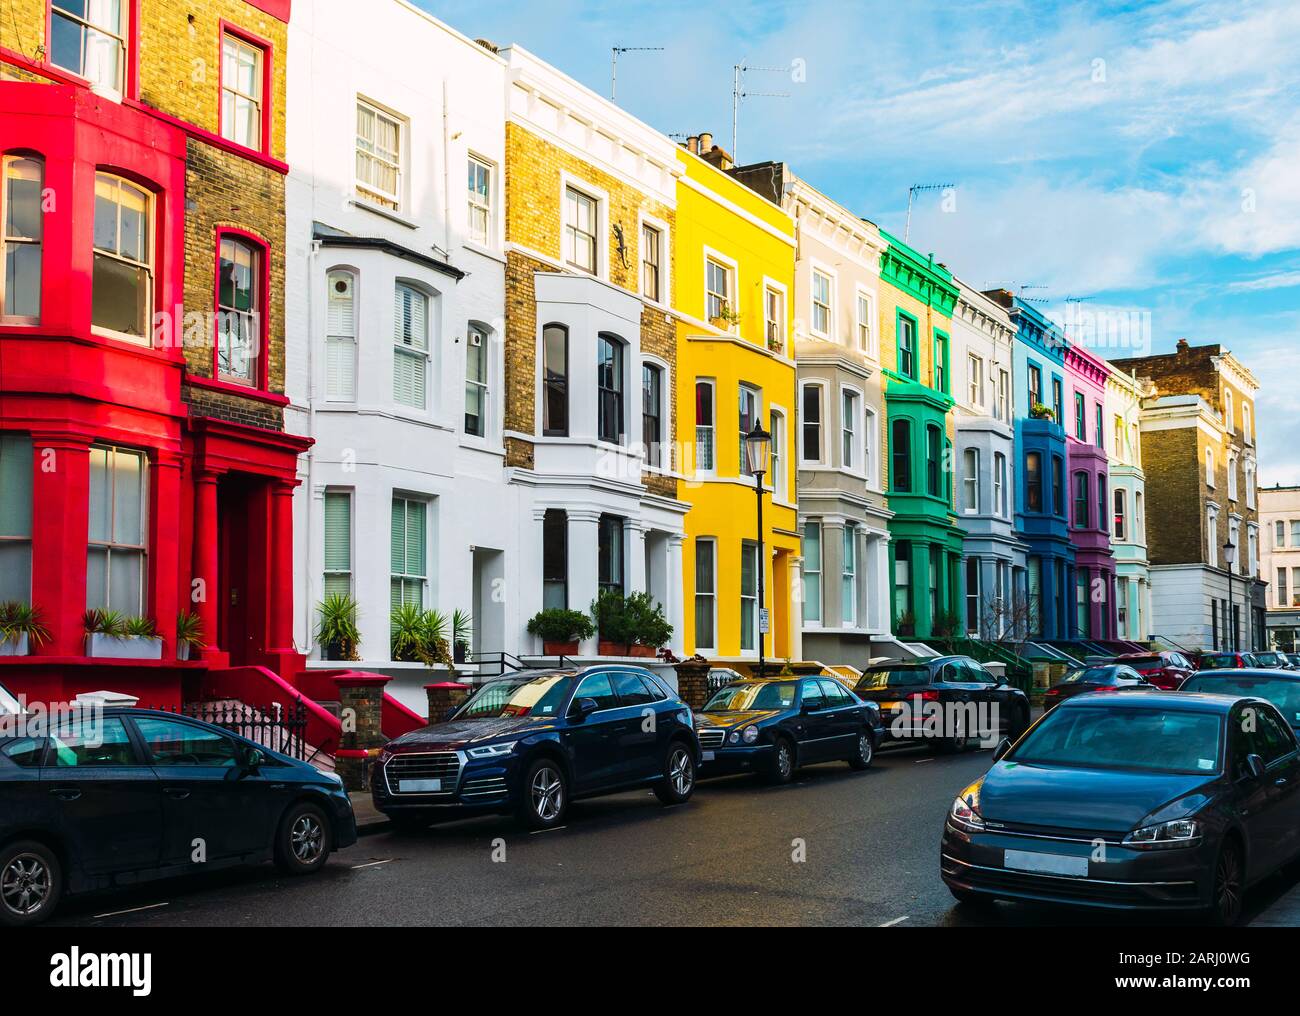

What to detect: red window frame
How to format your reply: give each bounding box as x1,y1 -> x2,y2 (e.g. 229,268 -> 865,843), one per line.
212,226 -> 271,392
217,21 -> 274,157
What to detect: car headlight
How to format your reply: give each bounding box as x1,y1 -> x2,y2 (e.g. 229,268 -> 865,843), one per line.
949,782 -> 984,831
1123,818 -> 1201,849
467,741 -> 518,759
742,725 -> 759,744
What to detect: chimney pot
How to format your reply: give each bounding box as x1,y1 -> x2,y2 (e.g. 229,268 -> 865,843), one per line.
687,136 -> 699,154
1176,338 -> 1190,354
699,132 -> 713,151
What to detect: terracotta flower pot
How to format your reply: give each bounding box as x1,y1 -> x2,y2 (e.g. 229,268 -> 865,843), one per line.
543,640 -> 580,657
598,640 -> 626,657
629,644 -> 656,658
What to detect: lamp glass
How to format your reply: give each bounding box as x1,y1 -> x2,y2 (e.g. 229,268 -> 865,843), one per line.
1223,541 -> 1237,565
744,423 -> 772,477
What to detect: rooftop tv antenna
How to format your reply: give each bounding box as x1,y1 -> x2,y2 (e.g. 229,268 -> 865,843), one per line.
904,183 -> 954,242
732,60 -> 789,164
611,46 -> 664,101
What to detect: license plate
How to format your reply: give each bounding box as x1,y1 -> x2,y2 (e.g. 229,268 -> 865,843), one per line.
701,751 -> 716,762
399,778 -> 442,793
1003,849 -> 1088,877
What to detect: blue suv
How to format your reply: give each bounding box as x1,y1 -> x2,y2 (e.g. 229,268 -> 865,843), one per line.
372,667 -> 700,831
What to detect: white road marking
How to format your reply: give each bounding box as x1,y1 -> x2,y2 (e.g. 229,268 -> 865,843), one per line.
350,859 -> 394,870
530,826 -> 568,835
913,757 -> 934,764
879,915 -> 910,927
93,902 -> 169,919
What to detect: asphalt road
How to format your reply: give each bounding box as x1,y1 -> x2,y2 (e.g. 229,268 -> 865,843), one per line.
47,741 -> 1300,927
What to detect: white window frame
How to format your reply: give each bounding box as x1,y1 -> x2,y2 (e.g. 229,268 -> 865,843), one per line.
325,267 -> 357,402
810,265 -> 833,340
638,212 -> 671,306
1243,403 -> 1253,445
465,322 -> 491,440
770,407 -> 788,502
467,155 -> 494,247
855,288 -> 875,357
800,380 -> 826,465
694,378 -> 716,476
962,447 -> 980,515
1245,462 -> 1256,509
1205,447 -> 1215,487
967,353 -> 984,409
355,98 -> 405,211
740,540 -> 759,656
220,32 -> 264,151
840,385 -> 863,475
640,355 -> 669,470
842,523 -> 858,628
704,247 -> 738,332
50,0 -> 127,98
1227,451 -> 1239,502
763,276 -> 787,353
390,494 -> 429,611
322,489 -> 354,598
91,172 -> 153,345
1207,508 -> 1219,568
1224,388 -> 1235,434
864,405 -> 879,490
802,519 -> 822,624
393,281 -> 430,411
996,368 -> 1009,422
994,451 -> 1007,518
739,383 -> 762,478
694,537 -> 717,653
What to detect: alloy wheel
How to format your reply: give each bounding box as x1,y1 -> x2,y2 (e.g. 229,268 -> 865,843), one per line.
1215,845 -> 1243,925
290,814 -> 325,864
669,747 -> 694,796
1,853 -> 51,918
777,742 -> 793,779
857,734 -> 873,765
531,766 -> 564,822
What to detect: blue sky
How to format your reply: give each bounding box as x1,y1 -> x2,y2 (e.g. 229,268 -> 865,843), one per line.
423,0 -> 1300,482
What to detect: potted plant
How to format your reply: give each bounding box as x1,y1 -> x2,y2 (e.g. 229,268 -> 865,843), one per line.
175,610 -> 206,661
896,610 -> 917,638
316,593 -> 360,662
0,601 -> 50,656
452,608 -> 473,664
1029,402 -> 1055,421
710,302 -> 742,331
390,605 -> 454,668
591,589 -> 633,656
526,608 -> 595,656
623,591 -> 672,657
85,609 -> 163,660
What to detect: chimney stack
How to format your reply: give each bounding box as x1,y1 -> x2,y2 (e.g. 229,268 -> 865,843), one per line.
686,136 -> 699,155
1176,338 -> 1190,356
699,132 -> 713,151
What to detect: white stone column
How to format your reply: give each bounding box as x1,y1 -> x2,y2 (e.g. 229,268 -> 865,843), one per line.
667,534 -> 685,657
525,507 -> 550,653
789,555 -> 805,662
568,509 -> 602,656
625,517 -> 647,595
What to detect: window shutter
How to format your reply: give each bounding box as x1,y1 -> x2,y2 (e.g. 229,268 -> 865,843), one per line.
323,492 -> 351,574
390,498 -> 405,575
326,336 -> 356,401
406,500 -> 425,578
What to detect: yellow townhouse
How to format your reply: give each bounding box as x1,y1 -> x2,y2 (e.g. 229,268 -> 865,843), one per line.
675,136 -> 800,670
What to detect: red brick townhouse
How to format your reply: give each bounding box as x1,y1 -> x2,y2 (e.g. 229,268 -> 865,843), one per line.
0,1 -> 312,709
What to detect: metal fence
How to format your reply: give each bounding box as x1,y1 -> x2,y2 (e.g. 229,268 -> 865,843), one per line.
146,701 -> 309,760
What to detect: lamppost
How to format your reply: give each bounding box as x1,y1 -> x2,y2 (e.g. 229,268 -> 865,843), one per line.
744,423 -> 772,676
1223,540 -> 1237,652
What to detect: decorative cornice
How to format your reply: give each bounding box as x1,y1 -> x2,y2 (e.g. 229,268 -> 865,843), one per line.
879,230 -> 958,316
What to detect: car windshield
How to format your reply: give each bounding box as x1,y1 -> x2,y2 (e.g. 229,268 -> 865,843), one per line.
1010,706 -> 1222,775
456,675 -> 574,720
1123,656 -> 1163,669
1061,667 -> 1118,685
858,667 -> 929,689
704,682 -> 796,712
1183,674 -> 1300,727
1200,654 -> 1237,669
1254,653 -> 1284,665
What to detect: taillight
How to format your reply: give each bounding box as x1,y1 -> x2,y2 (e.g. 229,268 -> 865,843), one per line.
917,689 -> 941,703
1090,685 -> 1120,693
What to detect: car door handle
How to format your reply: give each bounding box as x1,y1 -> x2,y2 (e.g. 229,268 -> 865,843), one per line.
1276,778 -> 1289,787
165,788 -> 192,800
49,787 -> 81,801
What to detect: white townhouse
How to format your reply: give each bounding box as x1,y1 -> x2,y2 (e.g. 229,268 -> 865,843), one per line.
951,279 -> 1027,638
285,0 -> 513,709
1104,365 -> 1153,641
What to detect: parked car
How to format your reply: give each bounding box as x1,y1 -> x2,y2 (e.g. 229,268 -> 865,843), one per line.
695,677 -> 882,783
1287,654 -> 1300,670
1181,669 -> 1300,732
372,666 -> 699,832
941,691 -> 1300,924
1111,651 -> 1196,690
1248,651 -> 1293,671
0,707 -> 355,927
1043,665 -> 1151,711
854,656 -> 1031,750
1199,651 -> 1257,670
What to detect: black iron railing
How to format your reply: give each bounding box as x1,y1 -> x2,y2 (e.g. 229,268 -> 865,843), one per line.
146,701 -> 309,760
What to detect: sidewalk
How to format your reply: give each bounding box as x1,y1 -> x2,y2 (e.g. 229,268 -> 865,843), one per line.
1250,879 -> 1300,926
350,792 -> 392,837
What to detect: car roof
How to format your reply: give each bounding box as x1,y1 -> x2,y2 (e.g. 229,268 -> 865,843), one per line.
1188,668 -> 1300,680
865,656 -> 970,670
1056,690 -> 1248,714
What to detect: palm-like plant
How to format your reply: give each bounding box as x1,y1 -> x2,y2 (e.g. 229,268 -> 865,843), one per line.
83,608 -> 127,638
316,594 -> 360,661
176,610 -> 206,650
0,601 -> 51,647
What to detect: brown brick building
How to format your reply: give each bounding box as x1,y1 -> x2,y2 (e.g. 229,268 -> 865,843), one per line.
1113,339 -> 1265,651
498,45 -> 689,657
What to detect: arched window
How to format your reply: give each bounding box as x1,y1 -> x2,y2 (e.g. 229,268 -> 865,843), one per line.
543,323 -> 569,436
393,281 -> 429,409
925,424 -> 941,497
325,269 -> 357,401
891,419 -> 912,492
1205,447 -> 1215,487
596,333 -> 625,444
1,154 -> 42,323
216,234 -> 263,385
92,172 -> 153,344
641,361 -> 664,467
466,322 -> 491,438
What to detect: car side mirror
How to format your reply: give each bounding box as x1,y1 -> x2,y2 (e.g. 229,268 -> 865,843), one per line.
568,697 -> 599,721
241,746 -> 265,770
1245,753 -> 1266,780
801,701 -> 818,715
992,737 -> 1012,763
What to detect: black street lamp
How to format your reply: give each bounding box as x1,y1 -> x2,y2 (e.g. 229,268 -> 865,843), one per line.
744,423 -> 772,676
1223,540 -> 1237,652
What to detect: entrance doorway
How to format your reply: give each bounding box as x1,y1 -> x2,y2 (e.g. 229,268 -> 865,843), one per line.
217,475 -> 270,667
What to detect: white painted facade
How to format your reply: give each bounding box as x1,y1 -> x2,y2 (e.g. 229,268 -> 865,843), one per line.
1104,365 -> 1152,640
284,0 -> 513,710
500,46 -> 690,661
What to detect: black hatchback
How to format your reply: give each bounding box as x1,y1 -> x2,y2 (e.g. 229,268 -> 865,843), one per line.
373,666 -> 699,831
0,707 -> 355,927
855,656 -> 1031,750
695,677 -> 882,783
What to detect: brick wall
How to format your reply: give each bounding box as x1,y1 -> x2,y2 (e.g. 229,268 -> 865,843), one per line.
1141,426 -> 1201,564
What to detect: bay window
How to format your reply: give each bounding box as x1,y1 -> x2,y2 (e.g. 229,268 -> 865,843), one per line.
2,155 -> 42,323
216,234 -> 262,385
1113,487 -> 1127,540
393,283 -> 429,410
802,520 -> 822,624
642,363 -> 663,467
543,324 -> 569,436
842,524 -> 857,627
891,419 -> 912,492
1025,451 -> 1042,512
92,172 -> 152,342
965,557 -> 981,634
87,445 -> 147,616
597,334 -> 625,444
542,509 -> 568,609
770,409 -> 786,501
740,541 -> 758,653
322,491 -> 353,597
925,424 -> 941,497
1073,471 -> 1090,529
694,379 -> 715,471
598,515 -> 624,596
840,389 -> 859,471
994,452 -> 1007,517
0,436 -> 33,603
739,384 -> 760,475
962,448 -> 979,514
694,538 -> 716,651
801,383 -> 823,464
390,496 -> 426,611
